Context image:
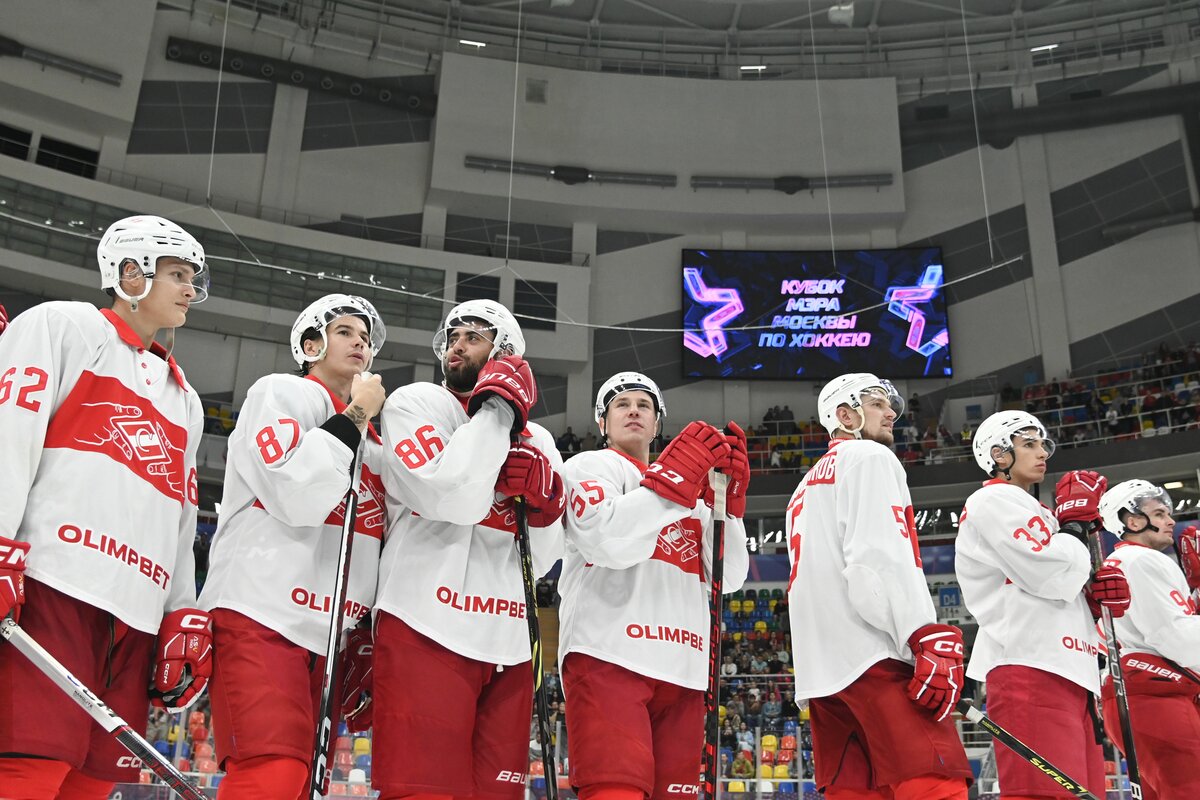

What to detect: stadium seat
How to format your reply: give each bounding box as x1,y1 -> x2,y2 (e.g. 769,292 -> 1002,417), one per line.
728,781 -> 747,793
188,711 -> 206,728
190,724 -> 208,742
334,751 -> 354,770
355,754 -> 371,769
336,735 -> 353,753
350,786 -> 368,797
772,588 -> 784,598
530,760 -> 545,776
760,749 -> 775,765
154,740 -> 171,757
743,600 -> 755,613
745,589 -> 757,600
196,758 -> 219,774
193,742 -> 214,759
348,768 -> 367,784
780,735 -> 797,751
761,734 -> 778,751
352,737 -> 371,756
176,758 -> 191,772
729,599 -> 742,613
754,620 -> 768,633
783,720 -> 798,736
759,764 -> 774,779
774,764 -> 790,779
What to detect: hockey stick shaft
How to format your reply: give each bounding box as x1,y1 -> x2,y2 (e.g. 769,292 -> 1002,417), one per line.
515,497 -> 559,800
309,444 -> 364,800
702,471 -> 728,800
956,700 -> 1100,800
0,618 -> 207,800
1087,531 -> 1143,800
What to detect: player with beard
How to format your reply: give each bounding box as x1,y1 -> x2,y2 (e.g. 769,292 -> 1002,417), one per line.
955,411 -> 1130,799
785,373 -> 971,800
372,300 -> 566,800
1095,481 -> 1200,800
556,372 -> 749,800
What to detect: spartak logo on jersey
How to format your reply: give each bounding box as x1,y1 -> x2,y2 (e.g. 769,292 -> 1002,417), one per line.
327,464 -> 386,540
652,517 -> 703,577
479,496 -> 518,534
45,372 -> 191,505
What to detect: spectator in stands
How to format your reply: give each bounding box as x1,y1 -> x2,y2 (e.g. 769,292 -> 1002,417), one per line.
726,693 -> 745,720
780,405 -> 796,435
750,651 -> 768,675
731,751 -> 754,779
769,446 -> 782,469
736,722 -> 754,752
781,691 -> 799,719
545,664 -> 562,704
909,393 -> 921,421
762,694 -> 782,721
720,722 -> 737,752
146,708 -> 171,745
556,426 -> 581,454
719,751 -> 732,779
959,422 -> 972,444
721,655 -> 738,677
1106,404 -> 1119,438
939,423 -> 955,448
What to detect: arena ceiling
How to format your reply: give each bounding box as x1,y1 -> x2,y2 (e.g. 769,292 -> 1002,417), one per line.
274,0 -> 1200,78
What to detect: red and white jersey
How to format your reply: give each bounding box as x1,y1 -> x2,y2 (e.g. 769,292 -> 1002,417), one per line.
955,479 -> 1099,693
198,374 -> 384,653
557,447 -> 749,690
0,302 -> 202,633
785,439 -> 936,700
376,383 -> 564,665
1104,541 -> 1200,672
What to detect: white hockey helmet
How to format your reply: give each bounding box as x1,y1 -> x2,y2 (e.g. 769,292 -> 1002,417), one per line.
817,373 -> 904,437
1099,479 -> 1173,535
290,294 -> 386,367
972,410 -> 1055,475
594,371 -> 665,424
96,215 -> 208,304
432,300 -> 525,361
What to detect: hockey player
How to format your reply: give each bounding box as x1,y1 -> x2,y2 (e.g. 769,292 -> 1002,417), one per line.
373,300 -> 566,800
785,373 -> 972,800
955,410 -> 1130,799
0,215 -> 211,799
556,372 -> 748,800
1096,481 -> 1200,800
197,294 -> 388,799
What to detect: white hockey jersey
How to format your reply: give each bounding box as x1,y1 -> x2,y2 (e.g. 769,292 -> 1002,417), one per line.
1104,541 -> 1200,672
198,374 -> 384,653
0,302 -> 203,633
557,447 -> 749,690
955,479 -> 1099,693
785,439 -> 937,699
376,382 -> 564,665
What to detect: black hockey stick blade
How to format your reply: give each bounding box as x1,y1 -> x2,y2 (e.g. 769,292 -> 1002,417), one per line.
956,700 -> 1100,800
1,619 -> 208,800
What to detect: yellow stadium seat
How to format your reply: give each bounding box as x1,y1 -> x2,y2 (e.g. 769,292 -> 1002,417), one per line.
719,705 -> 727,720
728,781 -> 746,793
352,737 -> 371,756
754,620 -> 768,633
799,707 -> 811,721
732,632 -> 742,642
773,765 -> 790,779
743,600 -> 755,613
761,734 -> 778,751
768,599 -> 777,611
759,764 -> 774,779
729,599 -> 742,613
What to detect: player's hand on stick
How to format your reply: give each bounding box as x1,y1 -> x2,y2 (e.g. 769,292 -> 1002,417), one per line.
495,442 -> 566,527
701,422 -> 751,517
346,372 -> 386,429
1054,470 -> 1108,529
906,623 -> 965,722
0,304 -> 8,335
1178,526 -> 1200,591
467,355 -> 537,435
642,421 -> 731,509
150,609 -> 213,709
1086,565 -> 1131,619
0,535 -> 29,622
340,625 -> 373,733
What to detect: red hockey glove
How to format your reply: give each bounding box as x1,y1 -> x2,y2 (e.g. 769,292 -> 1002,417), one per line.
1179,526 -> 1200,591
642,421 -> 731,509
1054,470 -> 1108,526
495,442 -> 566,528
467,356 -> 537,435
151,608 -> 212,709
702,422 -> 751,518
906,623 -> 965,722
1086,565 -> 1131,619
340,626 -> 373,733
0,535 -> 29,623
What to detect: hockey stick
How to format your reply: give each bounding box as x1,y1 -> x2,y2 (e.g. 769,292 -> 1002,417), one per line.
0,618 -> 208,800
1086,530 -> 1143,800
956,700 -> 1100,800
701,470 -> 729,800
514,496 -> 559,800
309,442 -> 364,800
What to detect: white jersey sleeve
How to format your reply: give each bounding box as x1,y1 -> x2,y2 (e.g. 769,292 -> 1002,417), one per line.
838,444 -> 938,653
1108,543 -> 1200,672
955,480 -> 1099,692
381,384 -> 513,525
0,302 -> 203,632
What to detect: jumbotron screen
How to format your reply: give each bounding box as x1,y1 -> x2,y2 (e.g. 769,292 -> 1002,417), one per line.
681,248 -> 953,380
